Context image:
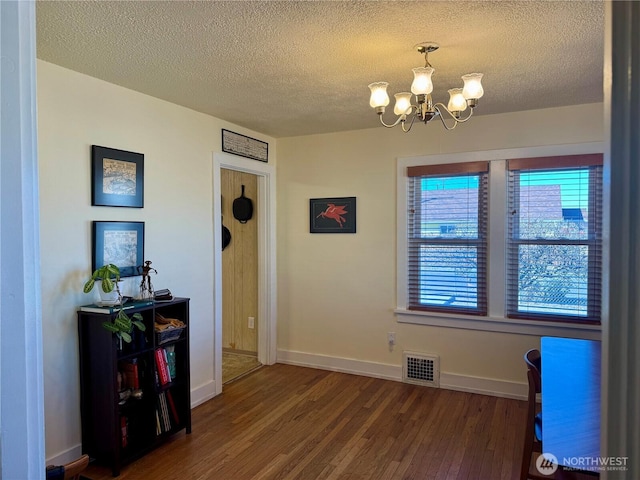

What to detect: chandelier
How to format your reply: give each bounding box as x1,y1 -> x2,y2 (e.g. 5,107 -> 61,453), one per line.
368,43 -> 484,132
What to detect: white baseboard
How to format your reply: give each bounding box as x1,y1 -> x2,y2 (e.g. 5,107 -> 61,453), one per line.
440,372 -> 527,400
277,349 -> 527,400
191,379 -> 218,408
46,444 -> 83,467
277,349 -> 402,381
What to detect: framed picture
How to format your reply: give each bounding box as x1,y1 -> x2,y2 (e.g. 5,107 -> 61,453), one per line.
92,221 -> 144,277
221,129 -> 269,163
91,145 -> 144,208
310,197 -> 357,233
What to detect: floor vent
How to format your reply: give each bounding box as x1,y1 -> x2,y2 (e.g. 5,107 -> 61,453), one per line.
402,352 -> 440,387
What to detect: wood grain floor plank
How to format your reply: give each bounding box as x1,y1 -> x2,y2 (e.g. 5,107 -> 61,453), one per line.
83,364 -> 526,480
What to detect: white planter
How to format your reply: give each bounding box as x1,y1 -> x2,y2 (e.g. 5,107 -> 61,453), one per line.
97,280 -> 121,306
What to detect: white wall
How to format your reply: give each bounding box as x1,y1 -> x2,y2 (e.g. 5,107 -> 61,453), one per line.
36,60 -> 275,462
276,103 -> 604,396
37,57 -> 604,460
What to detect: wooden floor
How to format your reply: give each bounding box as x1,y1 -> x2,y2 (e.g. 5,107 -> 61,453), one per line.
84,364 -> 526,480
223,351 -> 262,384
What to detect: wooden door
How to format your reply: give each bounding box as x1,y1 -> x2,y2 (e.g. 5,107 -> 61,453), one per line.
221,169 -> 258,353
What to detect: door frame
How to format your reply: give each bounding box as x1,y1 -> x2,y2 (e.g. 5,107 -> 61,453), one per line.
212,152 -> 277,395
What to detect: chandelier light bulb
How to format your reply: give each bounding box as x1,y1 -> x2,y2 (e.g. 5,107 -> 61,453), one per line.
393,92 -> 413,116
411,67 -> 434,95
447,88 -> 468,113
462,73 -> 484,100
368,82 -> 390,108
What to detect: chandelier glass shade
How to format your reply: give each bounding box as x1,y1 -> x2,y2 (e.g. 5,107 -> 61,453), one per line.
368,43 -> 484,131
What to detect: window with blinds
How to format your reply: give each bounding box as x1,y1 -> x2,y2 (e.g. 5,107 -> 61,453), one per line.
407,162 -> 489,315
506,154 -> 603,322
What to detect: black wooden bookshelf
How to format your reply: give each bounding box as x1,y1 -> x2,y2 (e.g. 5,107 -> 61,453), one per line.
78,298 -> 191,476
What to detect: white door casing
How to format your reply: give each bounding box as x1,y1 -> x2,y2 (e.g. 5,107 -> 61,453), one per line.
212,152 -> 277,395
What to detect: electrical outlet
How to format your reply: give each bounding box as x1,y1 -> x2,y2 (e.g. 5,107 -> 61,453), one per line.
248,317 -> 255,329
388,332 -> 396,345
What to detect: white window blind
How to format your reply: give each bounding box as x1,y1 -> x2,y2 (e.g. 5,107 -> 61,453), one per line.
407,162 -> 489,315
506,154 -> 603,323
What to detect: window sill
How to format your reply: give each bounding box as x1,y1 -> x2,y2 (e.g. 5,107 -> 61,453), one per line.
394,308 -> 602,339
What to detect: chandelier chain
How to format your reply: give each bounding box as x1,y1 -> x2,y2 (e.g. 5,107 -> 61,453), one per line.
424,51 -> 432,69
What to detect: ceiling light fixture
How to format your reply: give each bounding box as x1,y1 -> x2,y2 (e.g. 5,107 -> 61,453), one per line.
368,43 -> 484,132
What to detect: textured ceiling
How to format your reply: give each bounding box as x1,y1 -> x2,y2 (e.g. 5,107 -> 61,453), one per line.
36,1 -> 604,138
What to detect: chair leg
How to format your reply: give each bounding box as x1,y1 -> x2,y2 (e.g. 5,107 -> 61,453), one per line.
520,436 -> 534,480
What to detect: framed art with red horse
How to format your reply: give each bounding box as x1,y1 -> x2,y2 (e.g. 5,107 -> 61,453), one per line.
309,197 -> 356,233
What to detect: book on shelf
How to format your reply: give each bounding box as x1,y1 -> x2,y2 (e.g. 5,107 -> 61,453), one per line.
155,409 -> 161,436
121,360 -> 139,390
79,299 -> 154,314
155,348 -> 170,385
165,345 -> 176,379
157,393 -> 171,432
162,348 -> 174,382
162,394 -> 171,431
166,390 -> 180,425
121,416 -> 128,448
154,289 -> 173,302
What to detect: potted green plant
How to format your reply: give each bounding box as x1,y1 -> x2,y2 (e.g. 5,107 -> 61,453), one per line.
83,264 -> 146,344
83,263 -> 121,304
102,309 -> 146,344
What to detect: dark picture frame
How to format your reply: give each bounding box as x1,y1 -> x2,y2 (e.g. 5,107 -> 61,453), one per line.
310,197 -> 357,233
92,221 -> 144,277
91,145 -> 144,208
221,129 -> 269,163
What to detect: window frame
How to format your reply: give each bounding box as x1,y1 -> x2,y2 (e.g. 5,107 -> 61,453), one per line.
395,144 -> 604,339
406,162 -> 489,315
505,155 -> 603,323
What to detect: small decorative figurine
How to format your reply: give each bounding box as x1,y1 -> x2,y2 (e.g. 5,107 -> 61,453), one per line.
137,260 -> 157,299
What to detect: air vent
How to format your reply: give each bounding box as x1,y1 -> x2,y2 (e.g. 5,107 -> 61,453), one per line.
402,352 -> 440,387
